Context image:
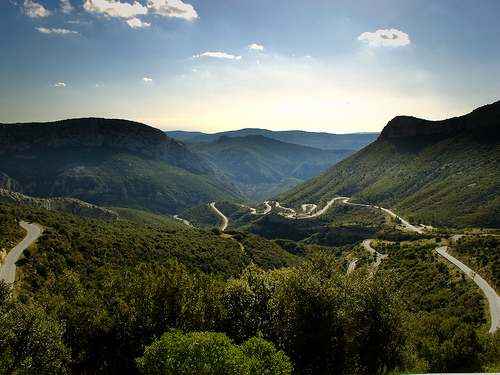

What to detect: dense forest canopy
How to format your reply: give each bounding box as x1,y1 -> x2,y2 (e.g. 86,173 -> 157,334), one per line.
1,202 -> 500,374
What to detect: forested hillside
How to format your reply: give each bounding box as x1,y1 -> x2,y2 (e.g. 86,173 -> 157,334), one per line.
279,101 -> 500,228
2,202 -> 500,374
189,135 -> 354,200
0,118 -> 242,214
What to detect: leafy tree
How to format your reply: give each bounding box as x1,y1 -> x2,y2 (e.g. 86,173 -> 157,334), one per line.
239,337 -> 293,375
268,260 -> 346,375
410,315 -> 482,373
0,300 -> 70,375
135,330 -> 293,375
343,268 -> 408,374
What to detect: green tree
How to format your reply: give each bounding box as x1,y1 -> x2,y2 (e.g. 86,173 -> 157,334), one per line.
411,315 -> 482,373
135,330 -> 293,375
269,262 -> 345,375
0,300 -> 69,375
240,336 -> 293,375
343,268 -> 408,375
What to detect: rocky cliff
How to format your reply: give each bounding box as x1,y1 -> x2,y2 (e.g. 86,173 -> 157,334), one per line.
0,118 -> 213,175
0,189 -> 118,220
380,100 -> 500,139
0,172 -> 22,193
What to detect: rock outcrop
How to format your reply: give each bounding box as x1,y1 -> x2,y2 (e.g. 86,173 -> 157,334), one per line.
0,172 -> 22,193
380,100 -> 500,139
0,189 -> 118,220
0,118 -> 213,175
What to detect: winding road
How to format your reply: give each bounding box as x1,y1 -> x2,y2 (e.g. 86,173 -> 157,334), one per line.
180,196 -> 500,333
362,239 -> 388,268
173,215 -> 193,227
436,246 -> 500,333
0,221 -> 42,286
210,202 -> 229,231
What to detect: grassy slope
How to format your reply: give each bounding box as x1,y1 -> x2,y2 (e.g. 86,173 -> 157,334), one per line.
278,130 -> 500,228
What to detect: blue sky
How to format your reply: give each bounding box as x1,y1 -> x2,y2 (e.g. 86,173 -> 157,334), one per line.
1,0 -> 499,133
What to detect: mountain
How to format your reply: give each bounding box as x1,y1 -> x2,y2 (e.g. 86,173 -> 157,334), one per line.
167,128 -> 379,151
188,135 -> 355,200
0,118 -> 242,214
278,101 -> 500,228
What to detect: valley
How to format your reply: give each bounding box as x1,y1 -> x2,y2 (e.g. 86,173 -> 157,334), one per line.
201,194 -> 500,333
1,101 -> 499,374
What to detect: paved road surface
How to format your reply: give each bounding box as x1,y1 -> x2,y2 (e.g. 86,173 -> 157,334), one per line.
173,215 -> 193,227
342,198 -> 423,234
210,202 -> 229,231
436,246 -> 500,333
363,239 -> 388,267
0,221 -> 42,286
347,259 -> 358,274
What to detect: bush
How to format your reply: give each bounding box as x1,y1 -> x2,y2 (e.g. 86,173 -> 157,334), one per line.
136,330 -> 293,375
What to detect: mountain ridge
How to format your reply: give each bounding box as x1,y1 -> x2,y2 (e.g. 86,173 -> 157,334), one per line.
0,188 -> 118,220
380,101 -> 500,139
0,118 -> 242,214
0,118 -> 214,175
278,100 -> 500,228
167,128 -> 379,151
189,134 -> 355,200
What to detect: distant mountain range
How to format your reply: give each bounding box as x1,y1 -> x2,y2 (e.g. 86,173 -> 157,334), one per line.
278,100 -> 500,228
0,118 -> 242,214
188,135 -> 355,200
166,128 -> 379,151
2,100 -> 498,225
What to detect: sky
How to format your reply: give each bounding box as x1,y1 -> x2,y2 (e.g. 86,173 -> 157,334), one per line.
1,0 -> 499,133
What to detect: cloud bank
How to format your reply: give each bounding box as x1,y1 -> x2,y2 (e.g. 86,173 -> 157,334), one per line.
21,0 -> 51,18
60,0 -> 73,13
83,0 -> 197,26
358,29 -> 410,47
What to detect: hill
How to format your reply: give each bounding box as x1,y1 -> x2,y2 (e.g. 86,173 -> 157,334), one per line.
0,118 -> 242,214
278,101 -> 500,228
167,128 -> 378,151
0,188 -> 118,220
189,135 -> 355,200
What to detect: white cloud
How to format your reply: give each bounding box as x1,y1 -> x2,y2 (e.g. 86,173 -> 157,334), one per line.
192,52 -> 242,60
126,17 -> 150,27
60,0 -> 73,13
66,19 -> 93,25
248,43 -> 264,51
83,0 -> 197,25
50,82 -> 67,87
142,77 -> 153,82
36,27 -> 79,34
22,0 -> 51,18
147,0 -> 197,19
358,29 -> 410,47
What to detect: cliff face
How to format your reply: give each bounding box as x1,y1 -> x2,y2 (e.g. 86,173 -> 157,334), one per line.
0,118 -> 213,175
0,172 -> 22,193
380,101 -> 500,139
0,189 -> 118,220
